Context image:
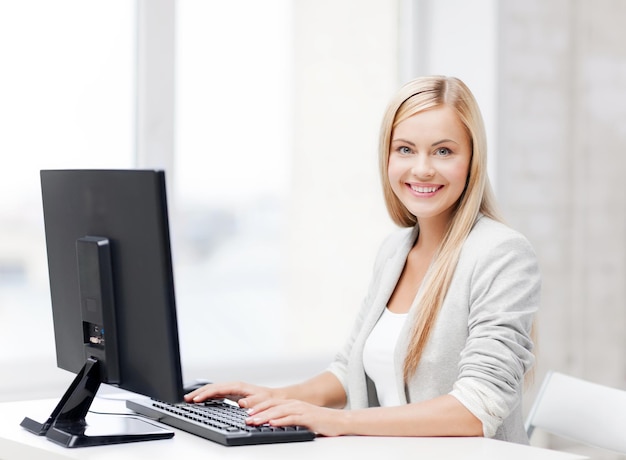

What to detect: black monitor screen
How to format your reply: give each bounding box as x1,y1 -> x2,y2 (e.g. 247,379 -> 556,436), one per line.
21,169 -> 185,447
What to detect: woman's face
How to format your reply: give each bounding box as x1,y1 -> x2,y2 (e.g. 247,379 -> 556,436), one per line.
387,105 -> 471,226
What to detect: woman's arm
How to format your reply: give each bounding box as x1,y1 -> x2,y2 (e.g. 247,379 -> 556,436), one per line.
244,393 -> 482,437
187,372 -> 482,437
184,371 -> 346,409
341,394 -> 482,436
449,225 -> 540,438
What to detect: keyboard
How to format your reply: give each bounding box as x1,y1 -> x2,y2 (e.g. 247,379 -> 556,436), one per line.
126,398 -> 316,446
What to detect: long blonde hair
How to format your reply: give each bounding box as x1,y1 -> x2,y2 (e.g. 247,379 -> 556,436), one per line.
379,76 -> 503,380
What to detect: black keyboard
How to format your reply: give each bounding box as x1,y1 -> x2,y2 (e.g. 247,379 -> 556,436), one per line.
126,398 -> 316,446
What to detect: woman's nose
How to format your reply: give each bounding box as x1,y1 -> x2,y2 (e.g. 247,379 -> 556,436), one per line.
410,155 -> 435,179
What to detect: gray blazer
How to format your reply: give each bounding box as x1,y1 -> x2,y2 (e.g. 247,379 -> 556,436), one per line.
327,215 -> 540,443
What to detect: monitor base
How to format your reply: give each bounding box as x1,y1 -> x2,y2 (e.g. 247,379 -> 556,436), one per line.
20,357 -> 173,447
45,413 -> 173,448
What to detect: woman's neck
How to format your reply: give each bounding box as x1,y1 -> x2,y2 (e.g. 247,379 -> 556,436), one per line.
415,214 -> 451,252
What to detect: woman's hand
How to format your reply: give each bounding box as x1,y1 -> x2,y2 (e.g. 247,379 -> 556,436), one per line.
183,373 -> 350,436
184,381 -> 280,408
245,398 -> 349,437
184,382 -> 349,436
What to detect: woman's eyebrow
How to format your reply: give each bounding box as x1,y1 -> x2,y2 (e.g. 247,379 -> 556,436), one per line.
391,138 -> 416,146
391,138 -> 459,147
431,139 -> 458,147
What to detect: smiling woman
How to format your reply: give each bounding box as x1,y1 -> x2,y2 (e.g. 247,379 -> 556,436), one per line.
185,76 -> 541,444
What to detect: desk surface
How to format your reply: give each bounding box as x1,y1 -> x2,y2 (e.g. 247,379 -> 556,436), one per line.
0,397 -> 587,460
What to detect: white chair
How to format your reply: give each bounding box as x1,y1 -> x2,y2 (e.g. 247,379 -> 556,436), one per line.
525,371 -> 626,454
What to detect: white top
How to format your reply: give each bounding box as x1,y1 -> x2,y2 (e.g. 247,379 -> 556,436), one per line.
362,307 -> 408,406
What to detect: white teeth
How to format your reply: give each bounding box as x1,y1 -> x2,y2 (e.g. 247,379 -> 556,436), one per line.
410,185 -> 438,193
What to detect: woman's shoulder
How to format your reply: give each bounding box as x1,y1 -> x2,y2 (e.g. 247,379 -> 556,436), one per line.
469,215 -> 530,244
464,215 -> 537,260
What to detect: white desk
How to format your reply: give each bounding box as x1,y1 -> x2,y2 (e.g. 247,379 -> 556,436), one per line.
0,397 -> 588,460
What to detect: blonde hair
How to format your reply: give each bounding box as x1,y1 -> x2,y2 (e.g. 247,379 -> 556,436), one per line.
379,76 -> 503,380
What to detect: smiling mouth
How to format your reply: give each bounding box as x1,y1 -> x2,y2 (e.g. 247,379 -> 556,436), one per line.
409,184 -> 442,193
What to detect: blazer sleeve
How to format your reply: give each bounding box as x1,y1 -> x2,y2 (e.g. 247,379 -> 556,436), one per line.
449,230 -> 540,438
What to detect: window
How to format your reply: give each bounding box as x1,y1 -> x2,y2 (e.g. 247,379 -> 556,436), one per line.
173,0 -> 293,376
0,0 -> 134,400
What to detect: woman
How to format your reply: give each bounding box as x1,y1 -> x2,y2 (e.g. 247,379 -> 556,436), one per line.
186,76 -> 540,443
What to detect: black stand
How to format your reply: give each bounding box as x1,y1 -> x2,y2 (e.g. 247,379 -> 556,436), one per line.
20,358 -> 174,447
21,236 -> 174,447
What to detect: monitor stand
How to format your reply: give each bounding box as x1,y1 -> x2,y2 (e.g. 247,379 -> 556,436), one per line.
20,357 -> 174,448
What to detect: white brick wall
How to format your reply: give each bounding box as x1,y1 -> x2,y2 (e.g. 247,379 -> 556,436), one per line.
497,1 -> 626,457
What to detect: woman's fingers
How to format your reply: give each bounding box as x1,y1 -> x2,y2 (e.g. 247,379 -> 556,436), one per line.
244,399 -> 347,437
246,399 -> 299,425
237,392 -> 273,408
184,381 -> 275,405
184,381 -> 252,402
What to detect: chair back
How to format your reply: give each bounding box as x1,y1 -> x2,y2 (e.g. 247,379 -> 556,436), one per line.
525,371 -> 626,454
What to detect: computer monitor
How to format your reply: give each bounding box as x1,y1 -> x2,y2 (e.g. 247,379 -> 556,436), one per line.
21,169 -> 185,447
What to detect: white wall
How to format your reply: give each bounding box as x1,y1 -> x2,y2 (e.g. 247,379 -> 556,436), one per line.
497,1 -> 626,457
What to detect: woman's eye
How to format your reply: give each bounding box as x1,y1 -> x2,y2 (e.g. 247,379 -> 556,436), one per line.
399,146 -> 412,155
435,147 -> 451,156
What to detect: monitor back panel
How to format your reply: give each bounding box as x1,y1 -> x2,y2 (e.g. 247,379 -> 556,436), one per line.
40,169 -> 184,402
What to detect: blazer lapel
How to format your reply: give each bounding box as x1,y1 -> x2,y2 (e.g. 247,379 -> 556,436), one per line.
353,226 -> 418,355
374,226 -> 418,312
